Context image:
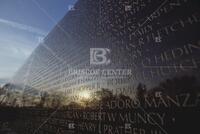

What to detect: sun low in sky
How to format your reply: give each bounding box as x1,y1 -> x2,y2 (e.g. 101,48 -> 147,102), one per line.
79,90 -> 92,100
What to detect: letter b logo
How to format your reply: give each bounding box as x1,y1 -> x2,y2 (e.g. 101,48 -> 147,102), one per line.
90,48 -> 111,65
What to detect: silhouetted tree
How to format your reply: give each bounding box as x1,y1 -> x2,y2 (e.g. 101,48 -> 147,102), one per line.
136,83 -> 147,105
67,101 -> 82,109
95,88 -> 114,100
51,93 -> 64,108
39,91 -> 49,107
157,75 -> 199,96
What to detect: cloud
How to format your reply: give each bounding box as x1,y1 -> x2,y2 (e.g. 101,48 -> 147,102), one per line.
0,18 -> 47,80
0,39 -> 34,58
0,38 -> 36,79
9,44 -> 32,57
0,18 -> 47,36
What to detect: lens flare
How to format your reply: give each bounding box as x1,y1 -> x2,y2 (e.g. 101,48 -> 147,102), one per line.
79,90 -> 91,100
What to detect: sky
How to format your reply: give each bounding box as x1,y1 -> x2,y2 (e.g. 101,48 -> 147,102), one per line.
0,0 -> 77,85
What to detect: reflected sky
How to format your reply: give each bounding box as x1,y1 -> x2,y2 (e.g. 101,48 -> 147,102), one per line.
0,0 -> 77,84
